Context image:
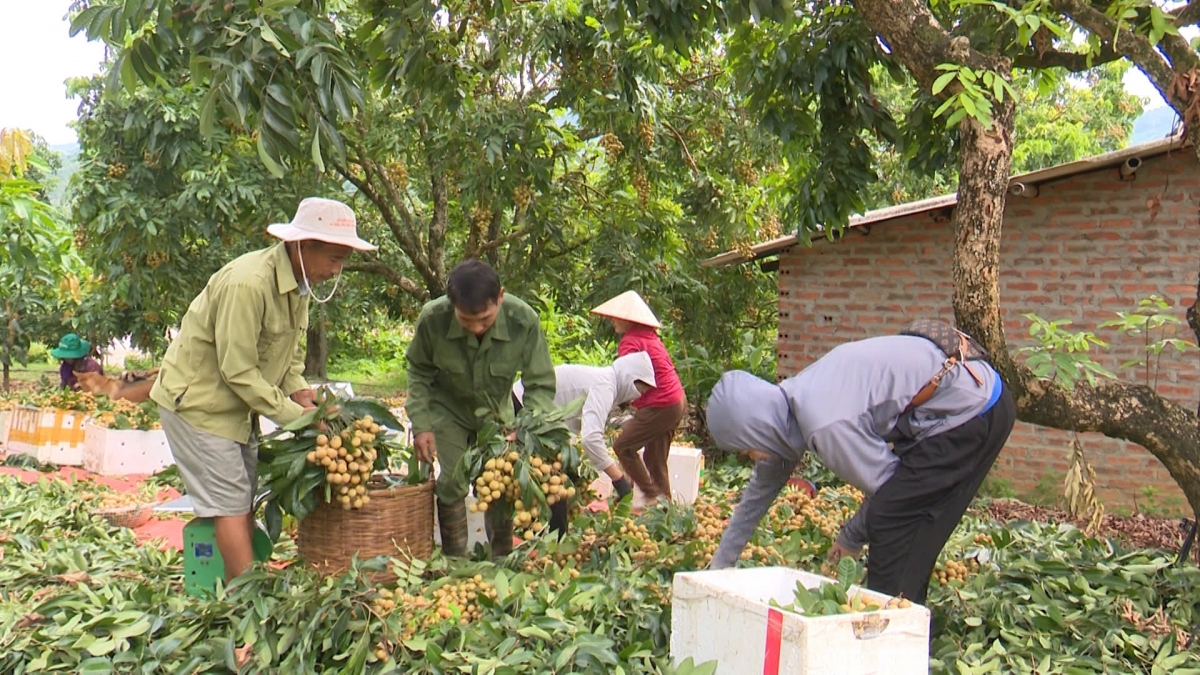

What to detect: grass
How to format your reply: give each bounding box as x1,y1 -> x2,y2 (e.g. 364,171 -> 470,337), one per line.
326,357 -> 407,399
3,362 -> 58,390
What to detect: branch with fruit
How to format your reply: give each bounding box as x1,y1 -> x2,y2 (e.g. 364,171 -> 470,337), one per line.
257,389 -> 418,541
462,398 -> 585,541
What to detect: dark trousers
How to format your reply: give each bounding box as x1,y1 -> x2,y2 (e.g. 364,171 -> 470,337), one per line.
865,386 -> 1016,605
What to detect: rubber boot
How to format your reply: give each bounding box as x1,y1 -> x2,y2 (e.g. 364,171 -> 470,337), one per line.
437,499 -> 469,558
485,506 -> 515,558
549,501 -> 569,539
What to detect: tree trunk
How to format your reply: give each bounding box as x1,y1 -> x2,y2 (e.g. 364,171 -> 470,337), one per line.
851,0 -> 1200,517
2,362 -> 8,393
304,306 -> 328,381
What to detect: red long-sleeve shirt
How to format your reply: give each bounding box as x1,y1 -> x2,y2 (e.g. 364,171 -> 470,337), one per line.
618,326 -> 685,409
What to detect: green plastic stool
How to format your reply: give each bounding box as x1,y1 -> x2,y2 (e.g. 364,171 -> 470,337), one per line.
183,518 -> 274,597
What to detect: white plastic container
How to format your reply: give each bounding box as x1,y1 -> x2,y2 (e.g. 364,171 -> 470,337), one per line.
0,409 -> 10,448
671,567 -> 930,675
82,422 -> 174,475
588,445 -> 703,505
4,406 -> 89,465
667,445 -> 703,505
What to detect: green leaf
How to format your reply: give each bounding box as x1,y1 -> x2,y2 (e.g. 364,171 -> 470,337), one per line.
87,636 -> 118,657
310,130 -> 325,173
255,128 -> 285,178
932,71 -> 957,95
78,658 -> 115,675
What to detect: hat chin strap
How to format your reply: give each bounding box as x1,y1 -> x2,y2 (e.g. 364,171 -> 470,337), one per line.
297,245 -> 342,305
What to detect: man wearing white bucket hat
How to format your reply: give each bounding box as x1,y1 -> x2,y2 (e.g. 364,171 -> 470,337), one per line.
151,197 -> 375,582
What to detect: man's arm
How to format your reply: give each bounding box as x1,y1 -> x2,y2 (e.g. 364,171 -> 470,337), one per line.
578,383 -> 616,462
212,284 -> 306,426
404,309 -> 438,435
710,456 -> 796,569
517,321 -> 556,413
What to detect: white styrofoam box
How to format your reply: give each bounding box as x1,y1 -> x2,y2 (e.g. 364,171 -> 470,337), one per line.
671,567 -> 930,675
0,410 -> 10,448
667,446 -> 703,505
430,495 -> 488,550
589,445 -> 703,505
83,422 -> 174,476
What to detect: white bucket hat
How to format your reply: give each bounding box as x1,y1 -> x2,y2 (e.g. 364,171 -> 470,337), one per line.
267,197 -> 377,251
591,290 -> 661,328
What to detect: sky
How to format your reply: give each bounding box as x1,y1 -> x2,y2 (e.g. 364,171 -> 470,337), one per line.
0,1 -> 1181,147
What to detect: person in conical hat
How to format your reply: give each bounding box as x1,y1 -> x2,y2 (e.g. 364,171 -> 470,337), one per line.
151,197 -> 375,583
591,291 -> 686,506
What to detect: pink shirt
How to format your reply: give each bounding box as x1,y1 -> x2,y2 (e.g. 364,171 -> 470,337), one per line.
618,326 -> 685,409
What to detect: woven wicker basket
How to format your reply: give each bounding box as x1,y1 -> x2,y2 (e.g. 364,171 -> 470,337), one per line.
296,475 -> 435,580
94,503 -> 155,529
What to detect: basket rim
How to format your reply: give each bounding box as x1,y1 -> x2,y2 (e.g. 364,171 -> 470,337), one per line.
92,502 -> 157,516
363,475 -> 435,498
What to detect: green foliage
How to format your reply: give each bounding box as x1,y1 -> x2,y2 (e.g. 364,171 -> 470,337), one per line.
0,129 -> 84,384
533,293 -> 614,367
25,342 -> 50,365
66,74 -> 345,353
5,463 -> 1200,672
864,63 -> 1142,209
671,328 -> 776,407
1017,313 -> 1116,388
1100,295 -> 1198,390
978,475 -> 1019,500
931,64 -> 1018,128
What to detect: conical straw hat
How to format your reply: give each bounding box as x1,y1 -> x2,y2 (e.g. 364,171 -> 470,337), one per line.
591,291 -> 661,328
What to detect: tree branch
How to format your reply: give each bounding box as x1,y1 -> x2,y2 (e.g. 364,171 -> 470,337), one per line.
342,260 -> 428,301
1012,44 -> 1124,71
335,161 -> 437,289
663,120 -> 699,177
1050,0 -> 1177,97
1170,0 -> 1200,27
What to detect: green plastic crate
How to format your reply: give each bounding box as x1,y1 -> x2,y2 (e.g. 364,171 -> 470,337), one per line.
183,518 -> 274,597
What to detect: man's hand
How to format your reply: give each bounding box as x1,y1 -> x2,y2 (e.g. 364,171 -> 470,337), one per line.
415,432 -> 437,463
291,389 -> 317,409
827,541 -> 862,565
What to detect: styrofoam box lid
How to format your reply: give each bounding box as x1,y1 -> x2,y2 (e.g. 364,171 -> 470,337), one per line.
673,567 -> 929,622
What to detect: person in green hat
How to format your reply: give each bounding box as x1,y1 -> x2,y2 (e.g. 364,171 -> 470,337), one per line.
51,333 -> 104,390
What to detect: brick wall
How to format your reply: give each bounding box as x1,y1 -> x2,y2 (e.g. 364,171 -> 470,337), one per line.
776,150 -> 1200,514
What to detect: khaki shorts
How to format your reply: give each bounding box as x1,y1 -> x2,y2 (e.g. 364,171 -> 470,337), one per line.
159,407 -> 258,518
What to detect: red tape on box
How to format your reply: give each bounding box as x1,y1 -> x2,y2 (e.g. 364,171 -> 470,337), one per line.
763,607 -> 784,675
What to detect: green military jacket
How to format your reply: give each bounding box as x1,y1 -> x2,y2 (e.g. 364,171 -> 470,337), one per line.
151,243 -> 309,442
405,294 -> 555,433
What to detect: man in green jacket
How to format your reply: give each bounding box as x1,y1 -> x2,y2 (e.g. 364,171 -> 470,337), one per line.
151,197 -> 375,582
406,258 -> 556,557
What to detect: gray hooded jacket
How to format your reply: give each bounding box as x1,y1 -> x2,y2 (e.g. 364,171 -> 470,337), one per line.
705,335 -> 998,569
514,352 -> 655,471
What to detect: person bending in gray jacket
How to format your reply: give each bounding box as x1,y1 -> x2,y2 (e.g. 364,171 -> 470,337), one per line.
704,334 -> 1015,605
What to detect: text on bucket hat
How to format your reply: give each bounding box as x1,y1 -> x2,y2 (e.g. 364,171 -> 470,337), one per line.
266,197 -> 377,251
590,290 -> 661,329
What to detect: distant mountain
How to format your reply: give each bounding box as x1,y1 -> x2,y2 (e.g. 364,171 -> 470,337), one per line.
46,142 -> 81,207
1130,106 -> 1180,145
